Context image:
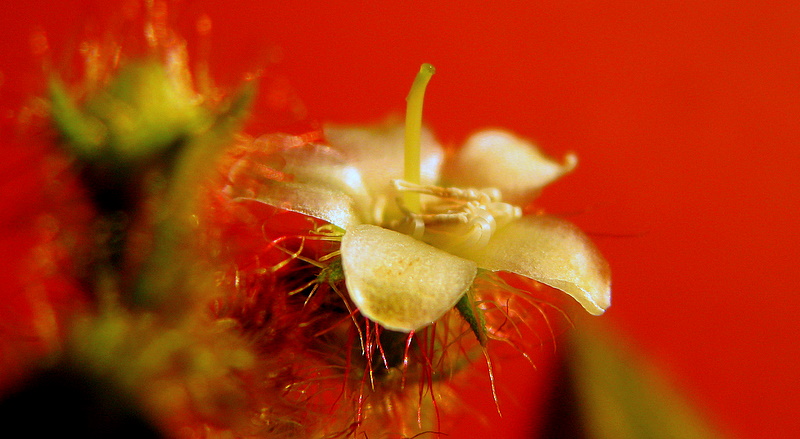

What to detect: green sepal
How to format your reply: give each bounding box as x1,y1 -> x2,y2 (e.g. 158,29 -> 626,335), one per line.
48,76 -> 106,158
85,61 -> 210,162
455,286 -> 488,346
317,257 -> 345,285
49,61 -> 222,166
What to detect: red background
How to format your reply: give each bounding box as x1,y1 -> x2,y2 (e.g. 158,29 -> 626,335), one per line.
2,1 -> 799,438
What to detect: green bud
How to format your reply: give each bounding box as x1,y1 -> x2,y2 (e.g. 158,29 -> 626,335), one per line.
50,60 -> 211,165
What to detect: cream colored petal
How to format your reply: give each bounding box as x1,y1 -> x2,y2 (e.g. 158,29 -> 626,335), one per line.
462,215 -> 611,315
224,137 -> 369,230
325,120 -> 444,222
443,130 -> 577,205
280,141 -> 373,219
233,181 -> 361,230
341,224 -> 477,332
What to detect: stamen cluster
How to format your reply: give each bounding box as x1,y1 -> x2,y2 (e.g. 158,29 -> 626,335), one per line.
392,180 -> 522,250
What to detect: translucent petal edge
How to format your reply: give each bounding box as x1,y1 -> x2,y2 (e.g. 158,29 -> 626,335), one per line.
232,180 -> 362,231
465,215 -> 611,315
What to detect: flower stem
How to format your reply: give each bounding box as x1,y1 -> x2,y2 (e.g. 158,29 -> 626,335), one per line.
404,63 -> 435,213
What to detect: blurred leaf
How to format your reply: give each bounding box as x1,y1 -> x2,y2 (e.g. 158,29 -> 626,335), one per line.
565,324 -> 724,439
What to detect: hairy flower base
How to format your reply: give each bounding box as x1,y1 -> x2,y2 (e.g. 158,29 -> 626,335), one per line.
202,118 -> 609,435
202,176 -> 571,437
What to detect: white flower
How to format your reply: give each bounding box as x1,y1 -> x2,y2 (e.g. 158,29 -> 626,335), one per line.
225,121 -> 610,332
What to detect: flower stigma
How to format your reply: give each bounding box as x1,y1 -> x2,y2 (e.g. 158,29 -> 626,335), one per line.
403,63 -> 436,213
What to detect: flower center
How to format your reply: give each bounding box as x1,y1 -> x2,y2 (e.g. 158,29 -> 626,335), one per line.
391,179 -> 522,251
395,64 -> 521,251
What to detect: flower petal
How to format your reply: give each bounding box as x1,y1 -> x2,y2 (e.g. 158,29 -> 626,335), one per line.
443,130 -> 577,205
341,224 -> 477,332
224,136 -> 369,229
279,141 -> 373,219
235,180 -> 362,230
462,215 -> 611,315
325,121 -> 444,223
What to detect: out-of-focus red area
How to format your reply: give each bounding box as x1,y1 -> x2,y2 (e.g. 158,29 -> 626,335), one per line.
1,1 -> 798,438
